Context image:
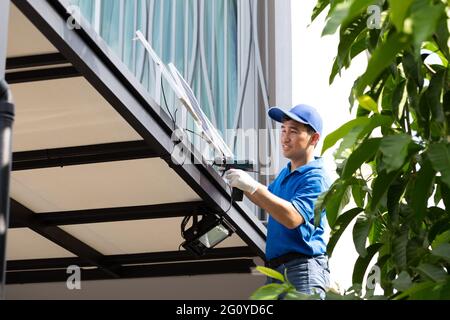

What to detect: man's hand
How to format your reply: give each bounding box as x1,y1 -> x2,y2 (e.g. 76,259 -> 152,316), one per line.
225,169 -> 260,195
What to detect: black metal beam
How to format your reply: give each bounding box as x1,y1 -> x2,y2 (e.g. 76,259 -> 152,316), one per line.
0,0 -> 11,298
7,246 -> 255,271
12,0 -> 266,258
12,140 -> 159,171
6,53 -> 67,70
5,66 -> 80,84
10,199 -> 120,279
6,258 -> 256,284
9,201 -> 207,228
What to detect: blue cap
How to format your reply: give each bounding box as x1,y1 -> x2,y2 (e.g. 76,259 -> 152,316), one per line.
268,104 -> 323,135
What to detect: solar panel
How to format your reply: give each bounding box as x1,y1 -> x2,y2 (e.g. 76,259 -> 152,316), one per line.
135,31 -> 234,162
168,63 -> 234,160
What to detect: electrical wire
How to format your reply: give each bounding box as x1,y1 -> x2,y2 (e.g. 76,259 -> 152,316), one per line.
161,77 -> 176,130
160,75 -> 236,233
223,184 -> 235,214
184,128 -> 204,140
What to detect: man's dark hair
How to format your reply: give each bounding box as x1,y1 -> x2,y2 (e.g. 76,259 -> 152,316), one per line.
282,116 -> 316,135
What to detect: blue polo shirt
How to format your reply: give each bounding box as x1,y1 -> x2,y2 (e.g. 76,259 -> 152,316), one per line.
266,157 -> 331,260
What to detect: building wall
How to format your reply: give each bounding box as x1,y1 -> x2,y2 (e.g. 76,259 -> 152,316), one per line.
3,0 -> 292,299
0,0 -> 9,76
6,273 -> 266,300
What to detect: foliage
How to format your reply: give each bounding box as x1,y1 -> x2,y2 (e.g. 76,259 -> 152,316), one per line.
250,266 -> 386,300
252,0 -> 450,300
314,0 -> 450,300
250,267 -> 322,300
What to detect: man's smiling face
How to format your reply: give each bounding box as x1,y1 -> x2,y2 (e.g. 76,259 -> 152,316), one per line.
281,119 -> 318,160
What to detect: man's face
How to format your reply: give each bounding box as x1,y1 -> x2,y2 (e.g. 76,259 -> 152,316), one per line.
281,120 -> 316,160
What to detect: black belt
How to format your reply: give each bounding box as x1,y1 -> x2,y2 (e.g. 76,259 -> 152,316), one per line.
265,252 -> 323,269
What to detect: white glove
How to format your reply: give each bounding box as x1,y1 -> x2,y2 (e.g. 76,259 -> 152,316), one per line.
225,169 -> 260,195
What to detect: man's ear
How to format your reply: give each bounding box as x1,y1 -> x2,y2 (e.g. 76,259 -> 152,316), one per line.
310,132 -> 321,147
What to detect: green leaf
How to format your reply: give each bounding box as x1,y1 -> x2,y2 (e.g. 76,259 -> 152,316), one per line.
327,184 -> 351,228
387,0 -> 414,32
380,76 -> 396,112
255,266 -> 285,283
406,236 -> 427,267
405,0 -> 446,47
392,271 -> 413,292
355,33 -> 411,97
427,69 -> 447,139
370,169 -> 401,211
432,230 -> 450,250
391,79 -> 407,121
416,263 -> 448,282
250,283 -> 288,300
342,138 -> 381,179
352,243 -> 383,285
327,207 -> 364,257
394,280 -> 437,300
428,142 -> 450,189
353,215 -> 373,257
434,14 -> 450,61
423,41 -> 449,67
369,217 -> 386,245
335,115 -> 394,158
322,0 -> 376,36
311,0 -> 330,22
438,279 -> 450,300
358,95 -> 379,114
330,33 -> 367,84
386,178 -> 407,227
403,51 -> 423,89
428,210 -> 450,243
322,2 -> 350,36
392,228 -> 408,270
431,243 -> 450,263
321,117 -> 371,155
445,91 -> 450,129
315,180 -> 352,228
336,17 -> 368,68
352,179 -> 367,208
418,91 -> 431,138
437,177 -> 450,210
411,158 -> 435,220
379,134 -> 415,173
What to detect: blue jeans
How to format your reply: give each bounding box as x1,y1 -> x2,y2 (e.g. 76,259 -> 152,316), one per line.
266,255 -> 330,299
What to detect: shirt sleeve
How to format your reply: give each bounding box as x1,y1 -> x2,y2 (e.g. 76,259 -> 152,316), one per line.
290,175 -> 326,223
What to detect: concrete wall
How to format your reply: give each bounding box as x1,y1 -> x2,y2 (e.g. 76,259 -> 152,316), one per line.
6,273 -> 266,300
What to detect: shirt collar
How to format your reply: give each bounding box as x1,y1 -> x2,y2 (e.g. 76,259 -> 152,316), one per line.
287,157 -> 323,174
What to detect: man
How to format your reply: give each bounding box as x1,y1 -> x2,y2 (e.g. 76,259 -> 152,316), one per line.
225,104 -> 331,298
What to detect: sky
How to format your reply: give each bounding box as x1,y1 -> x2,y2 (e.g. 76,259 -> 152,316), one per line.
291,0 -> 369,291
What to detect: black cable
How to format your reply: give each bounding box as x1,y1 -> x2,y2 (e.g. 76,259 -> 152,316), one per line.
159,73 -> 235,218
174,109 -> 178,125
181,215 -> 191,239
159,75 -> 237,253
161,77 -> 176,130
224,184 -> 235,214
184,128 -> 205,140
